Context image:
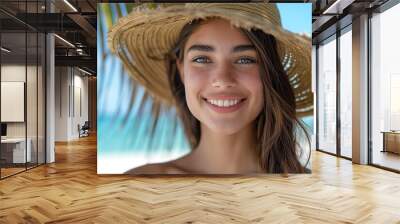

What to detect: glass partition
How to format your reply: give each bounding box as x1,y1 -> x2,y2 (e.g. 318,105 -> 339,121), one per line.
339,26 -> 352,158
38,32 -> 45,165
371,3 -> 400,171
1,30 -> 28,177
0,0 -> 46,179
317,35 -> 337,155
27,31 -> 38,169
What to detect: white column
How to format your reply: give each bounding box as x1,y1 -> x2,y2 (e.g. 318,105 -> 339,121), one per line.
46,32 -> 55,163
45,0 -> 56,163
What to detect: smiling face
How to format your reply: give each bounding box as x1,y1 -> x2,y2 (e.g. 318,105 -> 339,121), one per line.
176,18 -> 264,135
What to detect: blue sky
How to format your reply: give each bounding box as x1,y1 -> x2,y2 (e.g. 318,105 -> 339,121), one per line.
277,3 -> 312,35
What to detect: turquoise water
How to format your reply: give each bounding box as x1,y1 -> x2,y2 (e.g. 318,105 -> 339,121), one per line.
302,116 -> 314,132
98,4 -> 191,158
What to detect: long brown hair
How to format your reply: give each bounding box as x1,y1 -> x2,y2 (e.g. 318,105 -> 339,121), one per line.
166,19 -> 310,173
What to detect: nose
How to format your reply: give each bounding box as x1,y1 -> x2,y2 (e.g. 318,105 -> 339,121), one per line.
211,62 -> 236,88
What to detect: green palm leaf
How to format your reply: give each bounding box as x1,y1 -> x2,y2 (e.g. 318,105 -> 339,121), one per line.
98,3 -> 188,161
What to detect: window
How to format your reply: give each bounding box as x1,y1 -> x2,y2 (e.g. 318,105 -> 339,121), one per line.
317,35 -> 337,154
370,2 -> 400,171
339,27 -> 352,158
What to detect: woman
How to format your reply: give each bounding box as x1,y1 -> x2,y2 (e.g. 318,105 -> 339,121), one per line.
108,3 -> 312,174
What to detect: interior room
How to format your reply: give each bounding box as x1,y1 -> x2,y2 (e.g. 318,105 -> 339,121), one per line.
0,0 -> 399,223
370,2 -> 400,171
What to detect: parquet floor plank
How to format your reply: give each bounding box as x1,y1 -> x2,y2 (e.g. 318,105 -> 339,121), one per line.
0,135 -> 399,223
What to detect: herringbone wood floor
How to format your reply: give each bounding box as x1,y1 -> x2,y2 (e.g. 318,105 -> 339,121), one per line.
0,135 -> 399,223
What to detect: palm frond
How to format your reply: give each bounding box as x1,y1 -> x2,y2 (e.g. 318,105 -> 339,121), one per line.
98,3 -> 190,169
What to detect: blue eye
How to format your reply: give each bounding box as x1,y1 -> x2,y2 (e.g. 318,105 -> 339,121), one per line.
236,57 -> 257,64
192,56 -> 211,64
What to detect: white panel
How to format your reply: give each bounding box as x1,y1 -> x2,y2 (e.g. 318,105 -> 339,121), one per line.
1,82 -> 25,122
72,86 -> 81,138
12,138 -> 32,163
390,74 -> 400,130
75,87 -> 81,118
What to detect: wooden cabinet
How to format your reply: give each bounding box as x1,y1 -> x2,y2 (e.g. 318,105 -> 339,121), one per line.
382,132 -> 400,154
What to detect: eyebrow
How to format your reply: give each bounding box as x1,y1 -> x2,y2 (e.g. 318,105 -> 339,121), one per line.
186,44 -> 256,53
187,44 -> 214,53
232,44 -> 256,52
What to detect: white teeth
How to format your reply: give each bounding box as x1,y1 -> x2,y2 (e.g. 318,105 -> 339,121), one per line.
207,99 -> 241,107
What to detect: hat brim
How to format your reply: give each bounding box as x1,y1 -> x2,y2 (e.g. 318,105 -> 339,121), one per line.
108,4 -> 313,116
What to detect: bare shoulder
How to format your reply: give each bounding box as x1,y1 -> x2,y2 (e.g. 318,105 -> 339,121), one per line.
125,163 -> 167,174
125,160 -> 190,175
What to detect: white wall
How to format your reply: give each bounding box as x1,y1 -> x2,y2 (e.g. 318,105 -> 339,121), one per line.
1,63 -> 46,164
55,66 -> 69,141
72,72 -> 89,138
1,65 -> 34,138
1,64 -> 26,81
1,82 -> 25,122
54,67 -> 89,141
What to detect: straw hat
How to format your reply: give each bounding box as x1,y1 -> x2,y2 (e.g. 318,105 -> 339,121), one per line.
108,3 -> 312,116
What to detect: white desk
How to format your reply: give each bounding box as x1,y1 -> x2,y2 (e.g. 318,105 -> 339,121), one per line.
1,138 -> 31,163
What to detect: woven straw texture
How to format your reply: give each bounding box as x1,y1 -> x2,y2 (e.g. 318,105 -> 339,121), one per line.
108,3 -> 313,116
